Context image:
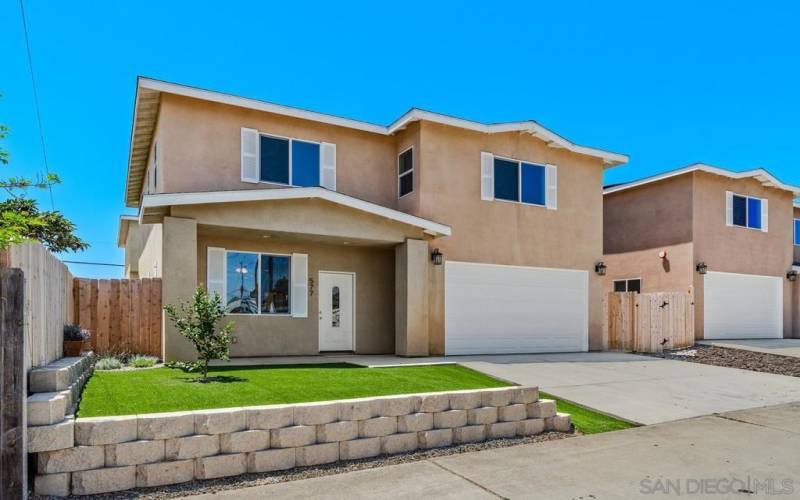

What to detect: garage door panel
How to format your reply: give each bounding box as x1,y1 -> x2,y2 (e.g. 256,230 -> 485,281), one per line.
704,271 -> 782,339
445,261 -> 588,355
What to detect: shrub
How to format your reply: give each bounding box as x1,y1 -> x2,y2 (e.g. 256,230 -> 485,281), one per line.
164,286 -> 234,379
95,356 -> 122,370
63,324 -> 90,341
129,355 -> 159,368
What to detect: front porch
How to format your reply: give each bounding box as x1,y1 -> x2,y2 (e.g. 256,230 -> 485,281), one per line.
146,189 -> 451,361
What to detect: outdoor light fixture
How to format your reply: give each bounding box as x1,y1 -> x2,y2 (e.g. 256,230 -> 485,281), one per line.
594,262 -> 607,276
787,270 -> 798,282
431,248 -> 443,265
696,262 -> 708,275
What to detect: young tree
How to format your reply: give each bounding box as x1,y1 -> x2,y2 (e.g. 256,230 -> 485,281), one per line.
164,286 -> 235,379
0,94 -> 87,251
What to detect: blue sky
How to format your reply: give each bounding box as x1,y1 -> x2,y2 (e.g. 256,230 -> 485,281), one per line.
2,1 -> 799,278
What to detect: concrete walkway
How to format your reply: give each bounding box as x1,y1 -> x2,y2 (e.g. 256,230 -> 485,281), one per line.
698,338 -> 800,358
192,403 -> 800,500
214,352 -> 800,425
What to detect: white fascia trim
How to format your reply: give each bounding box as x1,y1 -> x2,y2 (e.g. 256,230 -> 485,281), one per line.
604,164 -> 800,196
117,215 -> 139,247
387,109 -> 629,167
141,187 -> 452,236
136,78 -> 628,166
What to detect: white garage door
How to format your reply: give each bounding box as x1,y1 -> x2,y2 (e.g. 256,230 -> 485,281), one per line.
704,271 -> 782,339
444,261 -> 588,355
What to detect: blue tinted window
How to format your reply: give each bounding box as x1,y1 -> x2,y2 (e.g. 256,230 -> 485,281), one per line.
260,255 -> 290,314
291,140 -> 320,187
226,252 -> 259,314
521,163 -> 545,205
260,136 -> 289,184
795,220 -> 800,245
494,158 -> 519,201
747,197 -> 762,229
732,195 -> 747,227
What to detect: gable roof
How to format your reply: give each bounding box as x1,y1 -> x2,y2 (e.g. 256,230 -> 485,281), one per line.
139,187 -> 452,237
603,163 -> 800,196
125,77 -> 629,207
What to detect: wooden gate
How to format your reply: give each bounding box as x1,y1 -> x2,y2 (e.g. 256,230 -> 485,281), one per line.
604,292 -> 695,353
0,269 -> 25,498
74,278 -> 162,357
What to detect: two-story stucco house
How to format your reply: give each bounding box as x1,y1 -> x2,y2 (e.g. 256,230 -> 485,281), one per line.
118,78 -> 628,361
603,164 -> 800,340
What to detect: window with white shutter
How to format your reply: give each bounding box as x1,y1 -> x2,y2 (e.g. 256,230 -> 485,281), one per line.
241,128 -> 259,183
320,142 -> 336,190
207,247 -> 226,301
291,253 -> 308,318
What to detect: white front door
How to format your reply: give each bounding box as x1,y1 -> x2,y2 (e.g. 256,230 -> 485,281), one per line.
318,272 -> 355,351
704,271 -> 782,339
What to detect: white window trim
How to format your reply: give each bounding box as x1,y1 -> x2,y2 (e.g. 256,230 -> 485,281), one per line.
794,218 -> 800,246
397,146 -> 414,199
224,249 -> 292,316
492,155 -> 548,208
258,133 -> 322,188
613,278 -> 642,293
730,192 -> 766,231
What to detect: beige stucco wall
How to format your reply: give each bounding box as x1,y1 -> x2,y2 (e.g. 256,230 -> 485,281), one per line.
395,239 -> 429,356
691,171 -> 795,338
415,121 -> 607,352
155,94 -> 398,208
196,231 -> 395,358
603,242 -> 694,295
137,224 -> 163,279
162,217 -> 198,361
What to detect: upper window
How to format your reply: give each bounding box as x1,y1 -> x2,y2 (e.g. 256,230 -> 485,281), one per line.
613,279 -> 641,294
731,193 -> 763,230
398,148 -> 413,198
493,157 -> 546,206
260,135 -> 321,187
225,251 -> 290,315
794,219 -> 800,246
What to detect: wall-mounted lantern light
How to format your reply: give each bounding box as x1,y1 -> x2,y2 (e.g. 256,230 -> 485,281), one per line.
787,270 -> 798,282
431,248 -> 443,266
594,262 -> 607,276
696,262 -> 708,275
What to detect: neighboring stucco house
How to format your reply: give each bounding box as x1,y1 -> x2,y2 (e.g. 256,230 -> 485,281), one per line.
119,77 -> 628,361
603,164 -> 800,340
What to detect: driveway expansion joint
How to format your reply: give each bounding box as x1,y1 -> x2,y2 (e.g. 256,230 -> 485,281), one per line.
430,459 -> 508,499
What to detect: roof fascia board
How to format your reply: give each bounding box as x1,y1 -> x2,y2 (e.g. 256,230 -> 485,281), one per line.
142,187 -> 452,236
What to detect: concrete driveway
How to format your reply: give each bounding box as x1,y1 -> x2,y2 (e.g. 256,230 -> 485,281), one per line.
193,403 -> 800,500
698,338 -> 800,358
216,351 -> 800,425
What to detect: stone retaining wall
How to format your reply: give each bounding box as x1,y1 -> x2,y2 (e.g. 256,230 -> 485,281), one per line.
32,386 -> 572,497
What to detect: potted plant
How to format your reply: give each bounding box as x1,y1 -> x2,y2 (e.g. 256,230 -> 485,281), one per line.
63,324 -> 91,357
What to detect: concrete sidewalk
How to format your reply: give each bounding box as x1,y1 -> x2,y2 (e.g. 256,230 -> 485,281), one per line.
192,403 -> 800,500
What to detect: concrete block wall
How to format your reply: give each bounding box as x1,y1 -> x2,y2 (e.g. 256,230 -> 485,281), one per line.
31,386 -> 571,497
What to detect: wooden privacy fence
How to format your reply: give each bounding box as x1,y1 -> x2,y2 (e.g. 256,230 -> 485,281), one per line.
74,278 -> 162,357
0,243 -> 74,369
604,292 -> 695,353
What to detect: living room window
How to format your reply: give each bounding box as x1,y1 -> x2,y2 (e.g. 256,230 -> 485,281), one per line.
398,147 -> 414,198
225,251 -> 290,315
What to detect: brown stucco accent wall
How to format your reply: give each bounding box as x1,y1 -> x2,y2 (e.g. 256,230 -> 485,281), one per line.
155,94 -> 398,208
415,121 -> 607,351
196,230 -> 396,357
691,171 -> 795,338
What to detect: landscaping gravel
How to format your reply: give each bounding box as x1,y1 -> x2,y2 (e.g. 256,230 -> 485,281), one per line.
58,431 -> 573,499
654,344 -> 800,377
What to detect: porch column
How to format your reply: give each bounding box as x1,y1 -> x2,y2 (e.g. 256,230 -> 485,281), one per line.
161,216 -> 198,361
395,239 -> 429,356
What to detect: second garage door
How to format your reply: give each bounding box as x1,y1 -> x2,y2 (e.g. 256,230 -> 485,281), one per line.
444,261 -> 589,355
704,271 -> 783,339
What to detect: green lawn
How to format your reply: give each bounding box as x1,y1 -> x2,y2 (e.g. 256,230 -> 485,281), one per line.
541,391 -> 637,435
77,363 -> 510,417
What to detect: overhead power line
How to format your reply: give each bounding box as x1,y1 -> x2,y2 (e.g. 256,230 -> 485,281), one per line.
62,260 -> 125,268
18,0 -> 55,209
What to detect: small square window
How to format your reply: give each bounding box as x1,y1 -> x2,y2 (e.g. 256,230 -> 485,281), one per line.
398,148 -> 413,197
613,279 -> 641,293
613,280 -> 627,293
